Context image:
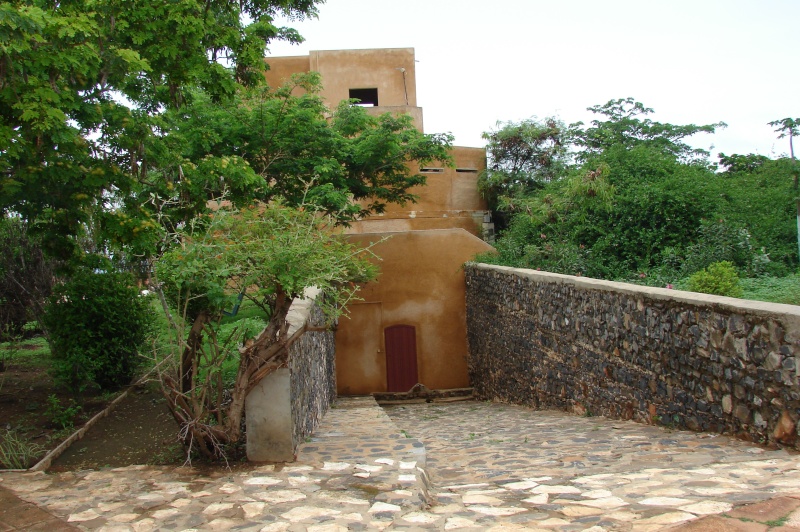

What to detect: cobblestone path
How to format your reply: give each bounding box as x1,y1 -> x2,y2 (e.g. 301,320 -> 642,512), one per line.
1,398 -> 800,530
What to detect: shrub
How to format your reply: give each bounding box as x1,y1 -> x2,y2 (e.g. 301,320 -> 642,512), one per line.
681,220 -> 770,277
686,261 -> 743,298
42,269 -> 154,394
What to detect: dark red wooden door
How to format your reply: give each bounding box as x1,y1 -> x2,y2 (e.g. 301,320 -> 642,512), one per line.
384,325 -> 418,392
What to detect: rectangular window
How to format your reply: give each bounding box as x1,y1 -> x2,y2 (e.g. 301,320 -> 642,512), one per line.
420,167 -> 445,173
456,168 -> 478,173
349,88 -> 379,107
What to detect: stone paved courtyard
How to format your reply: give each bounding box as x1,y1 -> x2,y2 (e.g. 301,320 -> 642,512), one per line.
2,397 -> 800,530
384,401 -> 800,530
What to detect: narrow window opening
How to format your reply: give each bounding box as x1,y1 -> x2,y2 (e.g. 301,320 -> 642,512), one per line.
420,167 -> 445,173
349,88 -> 379,107
456,168 -> 478,173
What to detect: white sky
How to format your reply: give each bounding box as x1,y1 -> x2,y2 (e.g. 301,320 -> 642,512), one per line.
268,0 -> 800,161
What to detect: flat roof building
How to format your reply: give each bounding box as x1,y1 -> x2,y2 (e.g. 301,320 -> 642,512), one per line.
265,48 -> 494,393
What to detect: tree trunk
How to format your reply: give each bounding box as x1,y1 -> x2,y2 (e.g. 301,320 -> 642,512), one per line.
162,289 -> 299,458
222,289 -> 294,443
792,133 -> 799,263
181,310 -> 209,393
796,197 -> 800,264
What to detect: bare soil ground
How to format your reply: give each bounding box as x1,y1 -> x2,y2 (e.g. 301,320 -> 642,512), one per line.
49,385 -> 182,471
2,343 -> 255,472
0,348 -> 109,468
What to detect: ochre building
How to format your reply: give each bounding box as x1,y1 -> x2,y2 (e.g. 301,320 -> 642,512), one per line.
265,48 -> 494,394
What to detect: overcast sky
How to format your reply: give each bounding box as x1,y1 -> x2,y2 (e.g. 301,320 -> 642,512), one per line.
268,0 -> 800,160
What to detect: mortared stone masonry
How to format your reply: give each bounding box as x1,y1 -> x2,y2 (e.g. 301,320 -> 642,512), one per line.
465,263 -> 800,448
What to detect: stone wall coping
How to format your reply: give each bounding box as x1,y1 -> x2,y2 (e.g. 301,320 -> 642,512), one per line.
352,228 -> 496,250
470,263 -> 800,328
286,287 -> 321,336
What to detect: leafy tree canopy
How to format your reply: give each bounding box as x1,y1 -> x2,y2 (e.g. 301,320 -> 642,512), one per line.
718,153 -> 771,174
0,0 -> 318,257
479,117 -> 570,210
105,75 -> 452,257
1,1 -> 452,263
574,98 -> 725,165
479,98 -> 797,284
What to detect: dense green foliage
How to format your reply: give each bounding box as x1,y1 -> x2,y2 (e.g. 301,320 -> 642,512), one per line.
482,98 -> 799,298
42,270 -> 153,393
0,0 -> 320,258
0,1 -> 451,264
479,117 -> 570,211
110,76 -> 452,256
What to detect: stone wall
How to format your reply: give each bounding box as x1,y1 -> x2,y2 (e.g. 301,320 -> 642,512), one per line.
465,263 -> 800,447
246,291 -> 336,462
289,303 -> 336,450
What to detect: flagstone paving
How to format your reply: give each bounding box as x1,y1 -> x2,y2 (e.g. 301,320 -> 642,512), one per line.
1,397 -> 800,530
384,401 -> 800,530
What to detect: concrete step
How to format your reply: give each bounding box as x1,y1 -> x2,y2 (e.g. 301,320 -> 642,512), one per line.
297,395 -> 431,509
373,385 -> 474,405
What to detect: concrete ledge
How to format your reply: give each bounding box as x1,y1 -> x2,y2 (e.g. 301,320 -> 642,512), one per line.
246,287 -> 335,463
469,262 -> 800,329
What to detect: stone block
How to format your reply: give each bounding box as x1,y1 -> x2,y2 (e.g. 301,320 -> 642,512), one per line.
774,410 -> 797,445
246,368 -> 294,462
734,404 -> 751,424
765,352 -> 784,371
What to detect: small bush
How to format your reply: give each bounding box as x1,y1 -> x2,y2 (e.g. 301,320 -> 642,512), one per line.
686,261 -> 743,298
45,395 -> 81,430
42,269 -> 154,394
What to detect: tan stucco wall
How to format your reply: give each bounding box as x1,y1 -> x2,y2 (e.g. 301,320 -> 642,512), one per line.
376,146 -> 488,214
312,48 -> 417,108
263,48 -> 494,395
335,229 -> 495,395
347,213 -> 484,238
265,55 -> 311,93
265,48 -> 417,110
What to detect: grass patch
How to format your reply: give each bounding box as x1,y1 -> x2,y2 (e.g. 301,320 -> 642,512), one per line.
0,429 -> 44,469
220,298 -> 268,325
741,273 -> 800,305
672,273 -> 800,306
1,336 -> 50,368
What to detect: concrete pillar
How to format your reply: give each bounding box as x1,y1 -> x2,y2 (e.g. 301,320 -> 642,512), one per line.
245,368 -> 294,462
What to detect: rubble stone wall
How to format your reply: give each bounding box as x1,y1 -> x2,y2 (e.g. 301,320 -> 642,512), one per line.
465,263 -> 800,447
289,304 -> 336,453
